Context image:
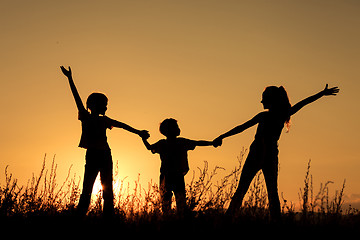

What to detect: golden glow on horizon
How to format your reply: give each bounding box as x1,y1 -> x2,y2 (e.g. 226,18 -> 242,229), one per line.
0,1 -> 359,206
91,174 -> 126,196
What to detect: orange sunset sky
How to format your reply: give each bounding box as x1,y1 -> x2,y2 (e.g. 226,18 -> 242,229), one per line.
1,0 -> 359,207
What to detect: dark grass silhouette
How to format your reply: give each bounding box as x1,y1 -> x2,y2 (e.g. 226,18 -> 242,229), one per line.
1,153 -> 359,236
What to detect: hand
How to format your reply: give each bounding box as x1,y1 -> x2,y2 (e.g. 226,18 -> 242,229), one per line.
60,66 -> 72,78
213,137 -> 223,148
139,130 -> 150,140
322,84 -> 339,96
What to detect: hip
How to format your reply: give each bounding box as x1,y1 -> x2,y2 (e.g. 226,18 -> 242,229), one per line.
248,140 -> 279,164
85,148 -> 112,164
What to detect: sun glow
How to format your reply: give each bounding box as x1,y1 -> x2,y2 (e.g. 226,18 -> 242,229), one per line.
92,176 -> 103,195
91,174 -> 125,196
0,0 -> 357,214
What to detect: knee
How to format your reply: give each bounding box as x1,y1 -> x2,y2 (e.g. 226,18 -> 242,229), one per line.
162,191 -> 173,202
174,192 -> 186,202
267,192 -> 280,206
80,192 -> 92,201
102,188 -> 114,200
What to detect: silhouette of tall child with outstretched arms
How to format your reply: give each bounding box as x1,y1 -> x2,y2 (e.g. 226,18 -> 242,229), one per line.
142,118 -> 215,215
60,66 -> 149,217
214,84 -> 339,220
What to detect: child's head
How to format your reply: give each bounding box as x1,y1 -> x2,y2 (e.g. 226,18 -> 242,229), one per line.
86,92 -> 108,115
159,118 -> 181,138
262,86 -> 291,129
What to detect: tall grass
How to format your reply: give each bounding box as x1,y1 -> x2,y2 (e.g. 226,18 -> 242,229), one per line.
0,155 -> 81,217
1,151 -> 359,233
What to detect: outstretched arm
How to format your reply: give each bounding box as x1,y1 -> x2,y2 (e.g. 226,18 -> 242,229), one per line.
112,120 -> 150,139
193,140 -> 215,147
213,113 -> 262,147
142,137 -> 153,151
60,66 -> 86,113
290,84 -> 339,116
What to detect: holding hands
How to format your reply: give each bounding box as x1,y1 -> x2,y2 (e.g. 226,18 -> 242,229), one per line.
139,130 -> 150,140
213,137 -> 223,148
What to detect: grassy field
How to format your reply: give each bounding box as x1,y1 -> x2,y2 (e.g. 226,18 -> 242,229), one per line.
1,152 -> 359,236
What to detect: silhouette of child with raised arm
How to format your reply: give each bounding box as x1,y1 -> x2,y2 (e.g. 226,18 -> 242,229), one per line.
214,84 -> 339,220
60,66 -> 149,217
142,118 -> 215,215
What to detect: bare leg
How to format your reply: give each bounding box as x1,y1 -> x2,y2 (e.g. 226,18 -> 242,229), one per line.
263,158 -> 281,221
77,160 -> 99,216
160,174 -> 172,214
227,153 -> 261,215
100,156 -> 114,218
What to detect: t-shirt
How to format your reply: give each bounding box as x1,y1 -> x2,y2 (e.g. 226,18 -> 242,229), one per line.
78,110 -> 115,150
151,137 -> 196,175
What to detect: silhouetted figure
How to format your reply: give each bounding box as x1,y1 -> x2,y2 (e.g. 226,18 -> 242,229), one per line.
142,118 -> 215,215
60,66 -> 149,217
214,84 -> 339,220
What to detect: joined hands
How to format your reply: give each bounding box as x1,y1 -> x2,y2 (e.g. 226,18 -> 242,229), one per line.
139,130 -> 150,140
212,137 -> 223,148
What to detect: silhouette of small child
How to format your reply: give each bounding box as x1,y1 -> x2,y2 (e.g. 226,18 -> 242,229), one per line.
60,66 -> 149,217
142,118 -> 215,214
214,84 -> 339,220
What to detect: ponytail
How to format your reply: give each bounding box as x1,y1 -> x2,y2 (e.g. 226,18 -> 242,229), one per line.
278,86 -> 292,131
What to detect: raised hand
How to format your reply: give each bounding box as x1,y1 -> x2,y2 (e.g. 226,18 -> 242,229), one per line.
323,84 -> 339,96
60,66 -> 72,78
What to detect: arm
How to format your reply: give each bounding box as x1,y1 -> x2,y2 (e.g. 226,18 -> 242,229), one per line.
213,113 -> 262,147
60,66 -> 86,113
290,84 -> 339,116
193,140 -> 215,147
112,120 -> 150,139
142,137 -> 153,151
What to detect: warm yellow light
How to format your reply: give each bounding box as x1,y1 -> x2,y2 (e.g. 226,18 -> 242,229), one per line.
92,176 -> 103,195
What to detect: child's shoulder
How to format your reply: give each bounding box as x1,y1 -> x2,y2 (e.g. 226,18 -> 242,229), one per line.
255,111 -> 269,119
176,137 -> 193,142
154,138 -> 167,145
78,109 -> 90,121
161,137 -> 191,144
176,137 -> 196,150
176,137 -> 196,145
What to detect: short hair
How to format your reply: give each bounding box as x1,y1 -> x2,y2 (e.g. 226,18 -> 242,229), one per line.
86,92 -> 108,110
159,118 -> 181,137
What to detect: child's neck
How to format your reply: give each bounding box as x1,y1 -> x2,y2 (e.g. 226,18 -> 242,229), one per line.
166,136 -> 177,140
90,111 -> 104,116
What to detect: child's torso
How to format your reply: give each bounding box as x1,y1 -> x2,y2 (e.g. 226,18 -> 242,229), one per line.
254,111 -> 285,144
78,111 -> 112,150
156,138 -> 195,175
